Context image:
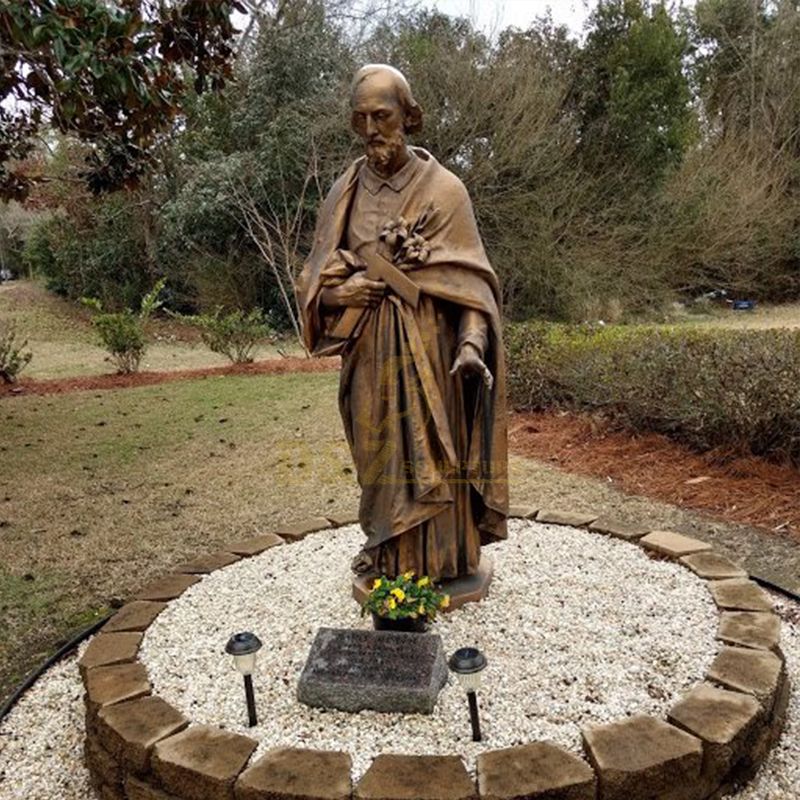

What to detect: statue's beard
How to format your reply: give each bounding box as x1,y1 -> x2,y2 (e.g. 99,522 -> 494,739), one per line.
366,131 -> 405,174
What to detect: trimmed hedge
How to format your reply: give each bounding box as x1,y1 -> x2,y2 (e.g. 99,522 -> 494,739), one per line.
506,322 -> 800,465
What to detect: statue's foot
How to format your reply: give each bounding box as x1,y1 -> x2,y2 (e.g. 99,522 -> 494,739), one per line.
350,550 -> 374,575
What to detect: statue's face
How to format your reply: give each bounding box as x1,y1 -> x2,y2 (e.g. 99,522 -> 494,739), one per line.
351,72 -> 407,174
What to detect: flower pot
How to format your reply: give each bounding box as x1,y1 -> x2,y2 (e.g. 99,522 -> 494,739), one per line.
371,612 -> 429,633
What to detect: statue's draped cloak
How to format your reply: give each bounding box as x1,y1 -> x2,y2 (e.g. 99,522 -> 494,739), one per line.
296,148 -> 508,578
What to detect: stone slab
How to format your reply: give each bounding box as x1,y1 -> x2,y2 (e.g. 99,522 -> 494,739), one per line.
135,573 -> 201,601
356,754 -> 476,800
325,511 -> 361,527
353,556 -> 493,613
669,682 -> 762,745
98,695 -> 188,774
297,628 -> 447,714
85,662 -> 151,712
79,632 -> 142,677
275,517 -> 331,541
640,531 -> 713,558
588,518 -> 650,541
226,533 -> 285,557
679,552 -> 748,580
706,646 -> 783,705
477,742 -> 596,800
507,504 -> 538,519
582,715 -> 702,800
103,601 -> 168,633
174,551 -> 241,574
235,747 -> 352,800
708,579 -> 773,612
536,510 -> 598,527
153,724 -> 257,800
718,612 -> 781,651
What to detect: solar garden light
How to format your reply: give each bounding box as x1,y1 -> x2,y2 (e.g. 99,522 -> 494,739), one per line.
226,632 -> 262,727
448,647 -> 487,742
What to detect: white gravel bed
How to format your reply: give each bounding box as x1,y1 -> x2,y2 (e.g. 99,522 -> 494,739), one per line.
140,520 -> 719,777
1,523 -> 797,799
0,646 -> 91,800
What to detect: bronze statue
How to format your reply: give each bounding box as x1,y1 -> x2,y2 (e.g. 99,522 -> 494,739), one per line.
297,65 -> 507,584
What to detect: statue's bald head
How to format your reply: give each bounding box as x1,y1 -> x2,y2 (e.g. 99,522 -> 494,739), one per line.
350,64 -> 423,135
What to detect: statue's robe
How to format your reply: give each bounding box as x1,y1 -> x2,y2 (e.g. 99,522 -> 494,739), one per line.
296,148 -> 508,580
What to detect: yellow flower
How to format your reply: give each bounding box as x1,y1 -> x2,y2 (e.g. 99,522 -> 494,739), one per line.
441,594 -> 450,608
403,570 -> 414,580
418,604 -> 425,615
391,588 -> 406,602
372,578 -> 382,590
387,597 -> 397,610
417,576 -> 430,587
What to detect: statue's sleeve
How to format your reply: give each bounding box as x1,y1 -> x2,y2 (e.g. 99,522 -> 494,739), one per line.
458,308 -> 489,358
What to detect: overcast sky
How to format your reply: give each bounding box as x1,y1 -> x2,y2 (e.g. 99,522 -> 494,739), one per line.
425,0 -> 593,37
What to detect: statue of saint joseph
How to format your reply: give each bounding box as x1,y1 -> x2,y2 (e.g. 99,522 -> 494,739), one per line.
297,64 -> 508,582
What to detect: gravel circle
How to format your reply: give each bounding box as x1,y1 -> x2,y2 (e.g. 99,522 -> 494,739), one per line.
141,520 -> 718,777
1,523 -> 797,799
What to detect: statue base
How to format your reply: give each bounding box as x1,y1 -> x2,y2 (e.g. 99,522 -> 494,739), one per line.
352,555 -> 494,613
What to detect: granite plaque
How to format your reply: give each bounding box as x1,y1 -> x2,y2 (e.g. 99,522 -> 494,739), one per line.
297,627 -> 448,714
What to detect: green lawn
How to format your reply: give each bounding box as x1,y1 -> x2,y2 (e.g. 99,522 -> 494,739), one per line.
0,370 -> 356,701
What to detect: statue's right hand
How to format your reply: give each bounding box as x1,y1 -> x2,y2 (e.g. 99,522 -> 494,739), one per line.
322,272 -> 386,308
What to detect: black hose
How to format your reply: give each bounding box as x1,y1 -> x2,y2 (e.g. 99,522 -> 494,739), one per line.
751,574 -> 800,604
0,612 -> 112,724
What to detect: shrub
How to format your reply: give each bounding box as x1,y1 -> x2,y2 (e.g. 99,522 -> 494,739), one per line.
172,307 -> 273,364
0,322 -> 33,383
506,321 -> 800,465
82,279 -> 165,374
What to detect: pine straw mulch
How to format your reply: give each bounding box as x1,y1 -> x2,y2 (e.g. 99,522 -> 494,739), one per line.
0,356 -> 341,398
509,410 -> 800,544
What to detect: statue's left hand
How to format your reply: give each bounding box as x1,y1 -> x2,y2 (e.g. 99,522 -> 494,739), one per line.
450,342 -> 494,390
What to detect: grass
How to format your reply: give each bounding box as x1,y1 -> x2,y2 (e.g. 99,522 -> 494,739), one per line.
0,370 -> 356,702
0,280 -> 303,379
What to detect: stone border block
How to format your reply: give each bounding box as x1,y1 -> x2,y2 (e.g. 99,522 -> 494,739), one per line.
706,647 -> 784,706
235,747 -> 352,800
536,510 -> 598,527
135,573 -> 201,601
152,724 -> 257,800
126,776 -> 182,800
477,742 -> 596,800
668,682 -> 763,788
226,534 -> 285,557
97,695 -> 188,774
507,504 -> 538,520
639,531 -> 712,558
103,601 -> 168,633
582,715 -> 702,800
325,512 -> 361,527
79,632 -> 142,677
355,755 -> 477,800
717,612 -> 781,652
274,517 -> 332,541
679,552 -> 747,580
708,579 -> 773,612
174,551 -> 241,574
85,662 -> 151,714
588,518 -> 650,541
